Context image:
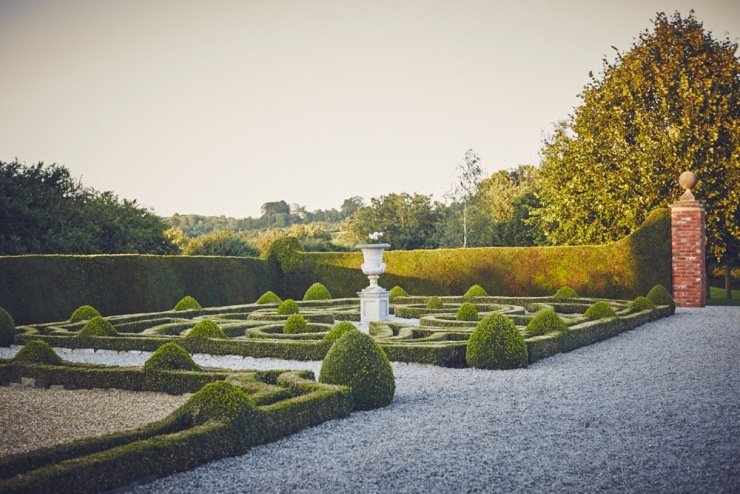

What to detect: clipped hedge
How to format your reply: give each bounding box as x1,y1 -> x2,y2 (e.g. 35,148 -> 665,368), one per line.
186,320 -> 226,340
526,309 -> 568,336
629,296 -> 655,313
554,286 -> 578,299
256,291 -> 282,304
388,285 -> 409,302
584,301 -> 618,320
303,282 -> 332,301
323,321 -> 359,342
277,299 -> 300,315
78,316 -> 118,338
426,296 -> 443,309
175,296 -> 202,311
646,284 -> 675,311
13,340 -> 63,365
0,306 -> 15,347
466,313 -> 528,370
456,302 -> 478,321
283,314 -> 309,334
69,305 -> 101,322
144,342 -> 201,372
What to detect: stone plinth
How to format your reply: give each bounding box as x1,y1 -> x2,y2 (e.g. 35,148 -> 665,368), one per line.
358,285 -> 389,322
670,197 -> 706,308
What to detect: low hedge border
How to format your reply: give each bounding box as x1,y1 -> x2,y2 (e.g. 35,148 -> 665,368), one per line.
0,361 -> 352,493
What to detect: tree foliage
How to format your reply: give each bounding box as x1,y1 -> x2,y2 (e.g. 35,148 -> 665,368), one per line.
0,160 -> 175,254
535,12 -> 739,266
446,149 -> 483,247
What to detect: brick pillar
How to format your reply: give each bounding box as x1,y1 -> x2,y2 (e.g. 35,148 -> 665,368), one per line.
670,172 -> 706,307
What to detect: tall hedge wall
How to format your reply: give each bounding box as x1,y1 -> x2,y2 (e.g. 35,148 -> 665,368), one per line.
0,209 -> 671,325
280,208 -> 671,300
0,255 -> 278,324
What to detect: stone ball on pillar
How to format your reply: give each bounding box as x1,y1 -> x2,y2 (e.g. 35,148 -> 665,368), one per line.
678,171 -> 697,201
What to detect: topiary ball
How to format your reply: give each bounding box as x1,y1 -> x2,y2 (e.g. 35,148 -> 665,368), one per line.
389,285 -> 409,302
629,296 -> 655,313
186,320 -> 226,340
464,284 -> 488,298
0,306 -> 16,347
256,291 -> 282,304
554,286 -> 578,298
323,321 -> 359,342
144,342 -> 201,372
526,309 -> 568,336
277,299 -> 299,315
13,340 -> 63,366
283,314 -> 309,334
646,284 -> 675,310
584,301 -> 618,320
303,282 -> 332,301
426,296 -> 443,309
319,331 -> 395,411
78,316 -> 118,338
178,381 -> 256,426
466,313 -> 528,370
69,305 -> 101,322
174,296 -> 202,311
456,302 -> 479,321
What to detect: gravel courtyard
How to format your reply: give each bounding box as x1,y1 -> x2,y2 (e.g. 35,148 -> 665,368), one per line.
120,307 -> 739,493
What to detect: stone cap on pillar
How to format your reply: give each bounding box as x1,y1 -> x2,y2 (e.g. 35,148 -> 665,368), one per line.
671,171 -> 703,209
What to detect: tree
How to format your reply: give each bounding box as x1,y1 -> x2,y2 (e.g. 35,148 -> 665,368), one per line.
535,12 -> 739,293
340,196 -> 363,219
344,193 -> 440,250
260,200 -> 291,228
447,149 -> 483,247
181,230 -> 259,257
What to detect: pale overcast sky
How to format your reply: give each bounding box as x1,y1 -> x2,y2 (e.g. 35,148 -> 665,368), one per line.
0,0 -> 738,217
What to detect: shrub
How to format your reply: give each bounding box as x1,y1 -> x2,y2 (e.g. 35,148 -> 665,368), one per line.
584,301 -> 617,320
629,296 -> 655,313
466,313 -> 528,370
181,230 -> 260,257
319,331 -> 395,410
0,305 -> 15,347
78,316 -> 118,337
144,342 -> 201,372
13,340 -> 63,365
277,299 -> 299,315
186,320 -> 226,340
646,284 -> 675,308
69,305 -> 101,322
174,296 -> 202,311
464,284 -> 488,298
256,291 -> 282,304
456,302 -> 479,321
323,321 -> 359,342
526,309 -> 568,336
179,381 -> 255,425
389,285 -> 409,302
554,286 -> 578,298
426,296 -> 443,309
283,314 -> 309,334
303,282 -> 332,301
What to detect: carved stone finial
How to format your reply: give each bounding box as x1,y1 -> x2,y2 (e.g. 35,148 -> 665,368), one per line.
678,171 -> 697,201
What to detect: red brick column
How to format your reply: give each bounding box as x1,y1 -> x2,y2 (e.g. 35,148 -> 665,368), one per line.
670,172 -> 706,307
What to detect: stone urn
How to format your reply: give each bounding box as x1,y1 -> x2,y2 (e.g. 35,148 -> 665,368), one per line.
356,243 -> 391,288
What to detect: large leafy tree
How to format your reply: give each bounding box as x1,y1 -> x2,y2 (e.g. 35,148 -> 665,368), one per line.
0,160 -> 175,254
345,193 -> 440,250
535,12 -> 738,273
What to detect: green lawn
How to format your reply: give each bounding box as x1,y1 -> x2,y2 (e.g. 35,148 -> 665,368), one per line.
707,286 -> 740,306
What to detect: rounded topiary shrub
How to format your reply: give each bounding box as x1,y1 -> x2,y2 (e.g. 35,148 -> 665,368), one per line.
303,282 -> 332,301
69,305 -> 101,322
554,286 -> 578,298
629,296 -> 655,313
174,296 -> 202,311
319,331 -> 395,411
179,381 -> 255,426
256,291 -> 282,304
646,284 -> 675,309
144,342 -> 201,372
186,320 -> 226,340
466,313 -> 528,370
526,309 -> 568,336
323,321 -> 359,342
283,314 -> 309,334
464,284 -> 488,298
78,316 -> 118,338
389,285 -> 409,302
456,302 -> 479,321
13,340 -> 63,366
0,306 -> 15,347
584,301 -> 617,320
426,296 -> 443,309
277,299 -> 299,315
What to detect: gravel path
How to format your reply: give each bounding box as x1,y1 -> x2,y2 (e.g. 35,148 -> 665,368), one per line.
122,307 -> 739,493
0,387 -> 188,458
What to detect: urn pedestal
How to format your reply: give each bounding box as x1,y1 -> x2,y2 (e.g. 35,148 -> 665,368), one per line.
356,243 -> 391,322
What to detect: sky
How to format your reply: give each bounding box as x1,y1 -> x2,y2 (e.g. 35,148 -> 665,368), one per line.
0,1 -> 738,218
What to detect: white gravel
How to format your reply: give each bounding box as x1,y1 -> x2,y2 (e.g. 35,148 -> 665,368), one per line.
2,308 -> 738,493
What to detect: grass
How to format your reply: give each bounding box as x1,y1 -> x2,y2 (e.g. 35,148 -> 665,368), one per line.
707,286 -> 740,306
